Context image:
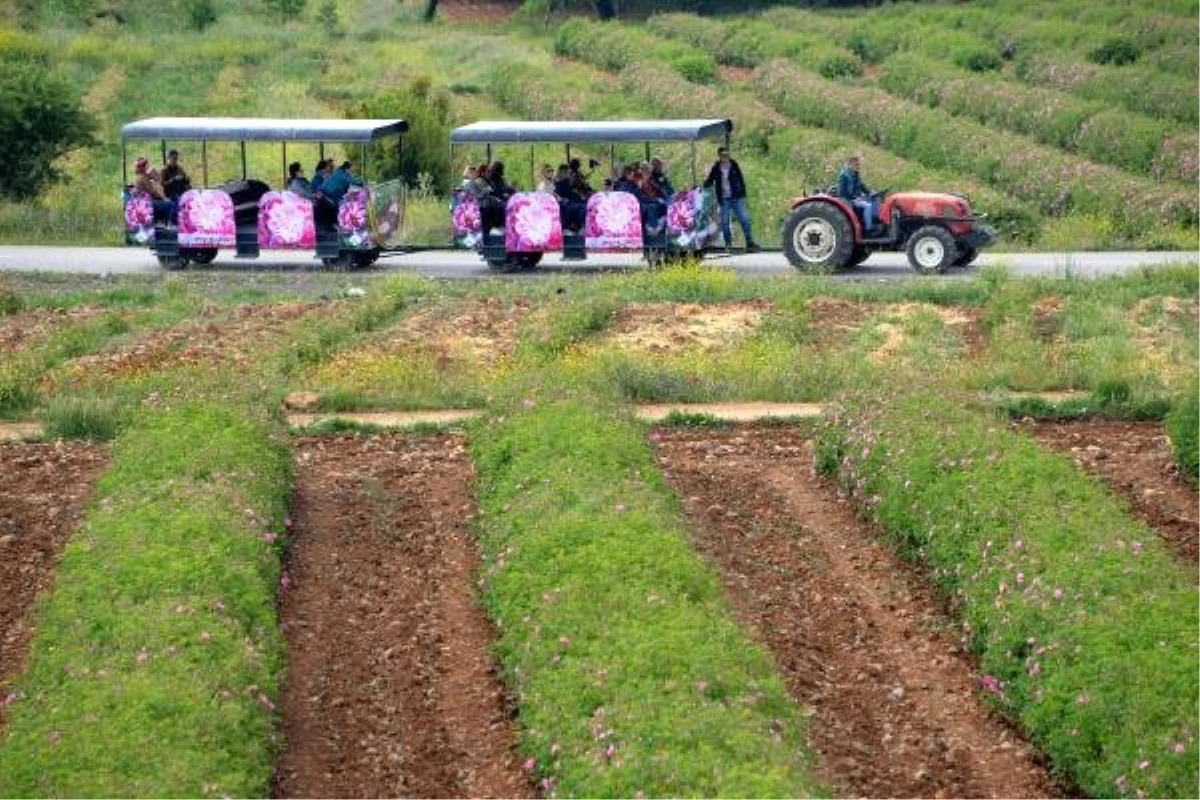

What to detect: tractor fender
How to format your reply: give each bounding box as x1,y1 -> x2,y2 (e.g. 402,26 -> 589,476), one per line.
788,195 -> 863,241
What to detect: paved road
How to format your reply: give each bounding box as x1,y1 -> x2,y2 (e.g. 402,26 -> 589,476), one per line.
0,245 -> 1195,280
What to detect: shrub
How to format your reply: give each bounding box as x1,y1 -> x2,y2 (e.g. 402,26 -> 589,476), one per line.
1089,36 -> 1140,66
0,61 -> 96,201
262,0 -> 307,20
183,0 -> 218,30
1165,384 -> 1199,487
669,50 -> 717,84
955,47 -> 1002,72
347,76 -> 454,194
816,51 -> 862,79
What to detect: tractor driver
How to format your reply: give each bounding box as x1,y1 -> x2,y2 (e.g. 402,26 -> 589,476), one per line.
837,153 -> 881,235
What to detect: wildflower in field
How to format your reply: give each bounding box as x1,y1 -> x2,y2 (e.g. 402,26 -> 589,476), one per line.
1173,742 -> 1186,754
980,674 -> 1003,694
1053,587 -> 1064,600
523,757 -> 537,772
1131,541 -> 1143,555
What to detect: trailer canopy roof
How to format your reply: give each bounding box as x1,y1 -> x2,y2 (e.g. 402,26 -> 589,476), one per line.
449,119 -> 733,145
121,117 -> 408,143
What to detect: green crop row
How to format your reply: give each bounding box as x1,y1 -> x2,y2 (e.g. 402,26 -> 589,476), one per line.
469,394 -> 822,797
816,387 -> 1199,799
879,52 -> 1197,184
0,403 -> 292,798
752,59 -> 1198,236
1165,380 -> 1199,488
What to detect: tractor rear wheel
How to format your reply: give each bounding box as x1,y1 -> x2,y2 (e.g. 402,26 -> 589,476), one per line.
906,225 -> 957,274
847,245 -> 870,268
953,246 -> 979,268
782,203 -> 854,273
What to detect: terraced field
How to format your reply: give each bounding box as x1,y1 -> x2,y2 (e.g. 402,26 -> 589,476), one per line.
0,262 -> 1196,797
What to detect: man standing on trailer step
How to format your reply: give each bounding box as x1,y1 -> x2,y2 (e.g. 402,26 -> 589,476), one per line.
703,146 -> 759,252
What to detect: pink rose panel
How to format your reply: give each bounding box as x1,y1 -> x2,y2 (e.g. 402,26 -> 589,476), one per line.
178,190 -> 235,248
585,191 -> 642,251
258,191 -> 316,249
505,192 -> 563,252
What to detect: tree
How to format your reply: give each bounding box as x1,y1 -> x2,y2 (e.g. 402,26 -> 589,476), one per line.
424,0 -> 438,21
0,61 -> 96,201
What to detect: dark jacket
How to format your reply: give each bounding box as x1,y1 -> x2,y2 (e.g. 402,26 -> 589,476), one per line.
703,158 -> 748,201
836,165 -> 870,200
321,167 -> 364,204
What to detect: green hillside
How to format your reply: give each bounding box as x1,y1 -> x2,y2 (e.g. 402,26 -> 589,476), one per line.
0,0 -> 1196,250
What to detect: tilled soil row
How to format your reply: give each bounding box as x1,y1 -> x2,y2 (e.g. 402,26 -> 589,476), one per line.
1019,418 -> 1199,570
0,442 -> 109,728
272,433 -> 532,799
651,426 -> 1063,799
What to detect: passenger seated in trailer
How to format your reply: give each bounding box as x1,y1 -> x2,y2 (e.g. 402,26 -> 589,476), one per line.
480,160 -> 515,235
647,157 -> 674,200
161,149 -> 192,201
460,164 -> 478,192
464,162 -> 492,199
613,164 -> 639,194
536,163 -> 556,193
311,159 -> 336,228
321,160 -> 364,206
132,156 -> 177,224
635,164 -> 668,233
559,158 -> 595,233
287,161 -> 313,197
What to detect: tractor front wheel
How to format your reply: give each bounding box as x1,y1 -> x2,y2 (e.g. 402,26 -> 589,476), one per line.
906,225 -> 957,274
782,203 -> 854,273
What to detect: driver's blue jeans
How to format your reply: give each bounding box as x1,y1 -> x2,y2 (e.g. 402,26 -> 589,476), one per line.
852,197 -> 878,231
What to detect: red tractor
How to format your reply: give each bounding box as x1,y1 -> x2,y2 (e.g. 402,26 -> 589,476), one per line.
781,189 -> 995,274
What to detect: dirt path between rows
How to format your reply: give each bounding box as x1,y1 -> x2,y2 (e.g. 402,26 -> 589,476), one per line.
652,426 -> 1063,798
0,442 -> 109,727
1019,418 -> 1198,571
272,433 -> 532,799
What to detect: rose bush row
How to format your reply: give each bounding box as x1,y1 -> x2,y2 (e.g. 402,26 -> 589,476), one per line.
816,385 -> 1199,800
1016,55 -> 1198,125
753,59 -> 1198,233
646,11 -> 863,79
879,52 -> 1197,183
553,18 -> 717,85
1165,380 -> 1199,488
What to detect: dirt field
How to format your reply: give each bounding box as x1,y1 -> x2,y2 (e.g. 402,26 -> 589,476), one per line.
272,433 -> 532,799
